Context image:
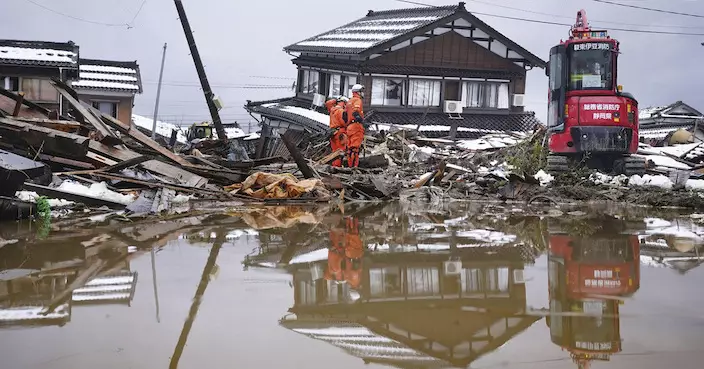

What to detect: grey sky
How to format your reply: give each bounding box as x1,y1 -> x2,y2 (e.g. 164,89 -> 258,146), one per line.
2,0 -> 703,129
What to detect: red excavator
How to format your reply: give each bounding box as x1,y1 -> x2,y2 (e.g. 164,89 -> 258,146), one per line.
545,10 -> 645,176
545,218 -> 641,369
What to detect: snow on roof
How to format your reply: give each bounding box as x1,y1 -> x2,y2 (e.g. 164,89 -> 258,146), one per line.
225,126 -> 247,139
279,106 -> 330,126
295,40 -> 378,49
318,33 -> 397,41
80,64 -> 137,74
0,46 -> 76,65
289,248 -> 329,264
0,303 -> 70,322
71,80 -> 139,90
132,114 -> 187,143
455,229 -> 517,244
79,71 -> 138,82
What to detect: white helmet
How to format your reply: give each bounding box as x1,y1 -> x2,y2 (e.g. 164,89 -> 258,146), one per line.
351,84 -> 364,93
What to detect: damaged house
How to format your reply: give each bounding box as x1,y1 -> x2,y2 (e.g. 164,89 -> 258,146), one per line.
639,101 -> 704,146
0,39 -> 142,124
246,2 -> 545,158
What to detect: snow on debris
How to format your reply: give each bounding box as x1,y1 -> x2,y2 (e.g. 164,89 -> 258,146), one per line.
295,40 -> 378,49
15,191 -> 73,207
132,114 -> 187,143
279,106 -> 330,125
80,64 -> 137,74
644,218 -> 672,228
534,170 -> 554,187
71,80 -> 139,90
457,134 -> 519,151
0,304 -> 70,322
57,180 -> 136,205
455,229 -> 517,244
0,46 -> 76,64
225,126 -> 247,139
628,174 -> 673,190
289,248 -> 329,264
638,154 -> 691,170
79,72 -> 138,82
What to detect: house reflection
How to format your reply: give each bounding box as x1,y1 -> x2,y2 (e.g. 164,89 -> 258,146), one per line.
545,216 -> 641,369
280,214 -> 540,368
0,240 -> 138,327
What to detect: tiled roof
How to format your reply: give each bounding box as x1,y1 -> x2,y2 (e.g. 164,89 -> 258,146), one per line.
245,97 -> 330,133
368,111 -> 542,139
0,39 -> 78,68
363,64 -> 524,78
284,3 -> 546,68
71,58 -> 142,93
286,6 -> 457,55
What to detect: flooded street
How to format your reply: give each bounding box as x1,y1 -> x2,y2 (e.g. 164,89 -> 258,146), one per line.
1,203 -> 704,369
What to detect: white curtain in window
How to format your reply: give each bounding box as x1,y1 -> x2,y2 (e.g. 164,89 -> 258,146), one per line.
329,74 -> 341,97
463,81 -> 482,108
408,80 -> 441,107
498,83 -> 510,109
406,267 -> 439,296
486,83 -> 499,108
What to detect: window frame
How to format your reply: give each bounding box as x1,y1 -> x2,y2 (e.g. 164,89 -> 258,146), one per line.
20,78 -> 59,102
1,76 -> 20,92
297,68 -> 320,95
407,78 -> 442,107
371,77 -> 407,107
461,80 -> 510,110
91,100 -> 119,118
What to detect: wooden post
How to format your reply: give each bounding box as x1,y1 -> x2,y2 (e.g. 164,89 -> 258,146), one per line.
12,92 -> 24,116
281,130 -> 315,179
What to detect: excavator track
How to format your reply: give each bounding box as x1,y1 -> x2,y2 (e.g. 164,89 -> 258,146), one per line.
546,155 -> 570,174
622,155 -> 646,176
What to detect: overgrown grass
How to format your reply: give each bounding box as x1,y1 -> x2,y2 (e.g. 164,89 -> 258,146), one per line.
36,196 -> 51,239
505,131 -> 548,176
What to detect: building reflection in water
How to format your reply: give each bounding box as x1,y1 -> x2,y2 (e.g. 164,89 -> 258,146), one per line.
545,217 -> 641,369
0,237 -> 138,327
280,214 -> 540,368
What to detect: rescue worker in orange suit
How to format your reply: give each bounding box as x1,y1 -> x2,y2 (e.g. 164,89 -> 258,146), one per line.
326,96 -> 348,167
346,84 -> 366,168
343,216 -> 364,290
324,221 -> 346,283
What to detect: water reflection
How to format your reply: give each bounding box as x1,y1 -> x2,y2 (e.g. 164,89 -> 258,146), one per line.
277,207 -> 541,368
546,216 -> 641,369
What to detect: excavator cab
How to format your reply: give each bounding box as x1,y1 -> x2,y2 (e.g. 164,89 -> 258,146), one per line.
186,122 -> 214,141
545,10 -> 645,176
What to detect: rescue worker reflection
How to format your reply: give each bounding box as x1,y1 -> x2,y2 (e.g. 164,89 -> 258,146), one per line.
545,230 -> 640,369
324,217 -> 363,289
346,84 -> 366,168
325,96 -> 349,167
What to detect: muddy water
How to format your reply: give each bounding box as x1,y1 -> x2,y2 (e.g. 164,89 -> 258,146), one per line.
1,203 -> 704,369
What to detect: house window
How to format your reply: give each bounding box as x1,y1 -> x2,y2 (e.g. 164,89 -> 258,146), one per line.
371,77 -> 405,106
408,79 -> 441,107
318,72 -> 330,97
21,78 -> 58,102
329,74 -> 341,97
1,76 -> 20,92
328,74 -> 358,97
345,75 -> 357,97
444,80 -> 461,101
298,69 -> 319,94
462,81 -> 510,109
92,101 -> 118,118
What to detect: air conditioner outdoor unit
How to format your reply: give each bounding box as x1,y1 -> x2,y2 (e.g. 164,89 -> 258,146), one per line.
444,100 -> 463,114
512,94 -> 525,107
443,261 -> 463,276
312,93 -> 326,107
212,96 -> 224,111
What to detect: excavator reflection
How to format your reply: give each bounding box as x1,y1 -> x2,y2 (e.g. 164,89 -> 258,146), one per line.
545,217 -> 641,369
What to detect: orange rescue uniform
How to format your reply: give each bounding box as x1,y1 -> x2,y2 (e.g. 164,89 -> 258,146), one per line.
346,93 -> 365,168
329,103 -> 348,167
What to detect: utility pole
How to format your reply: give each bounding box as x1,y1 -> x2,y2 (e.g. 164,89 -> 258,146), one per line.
173,0 -> 227,140
151,43 -> 167,140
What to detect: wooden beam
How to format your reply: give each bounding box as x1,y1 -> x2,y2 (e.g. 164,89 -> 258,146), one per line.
280,130 -> 315,179
50,79 -> 121,145
12,92 -> 24,117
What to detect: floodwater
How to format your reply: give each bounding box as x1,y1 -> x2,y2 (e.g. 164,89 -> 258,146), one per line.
1,202 -> 704,369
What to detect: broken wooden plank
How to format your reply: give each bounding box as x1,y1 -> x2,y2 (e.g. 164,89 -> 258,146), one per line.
281,130 -> 315,179
433,162 -> 447,186
50,80 -> 121,145
12,92 -> 24,117
96,111 -> 193,168
80,172 -> 230,199
317,149 -> 344,165
12,117 -> 83,133
23,182 -> 128,209
87,141 -> 208,188
414,172 -> 436,188
0,117 -> 90,158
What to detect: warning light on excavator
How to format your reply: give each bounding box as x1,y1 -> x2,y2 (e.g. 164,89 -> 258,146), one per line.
617,85 -> 623,92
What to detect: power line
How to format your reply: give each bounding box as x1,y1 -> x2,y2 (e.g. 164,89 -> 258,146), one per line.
393,0 -> 704,36
592,0 -> 704,19
128,0 -> 148,26
468,0 -> 704,29
24,0 -> 129,27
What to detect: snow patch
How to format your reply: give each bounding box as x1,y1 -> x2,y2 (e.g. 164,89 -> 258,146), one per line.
628,174 -> 673,190
534,170 -> 554,187
278,106 -> 330,125
455,229 -> 517,244
56,181 -> 136,205
78,72 -> 138,82
639,154 -> 691,170
15,191 -> 74,207
132,114 -> 187,143
80,64 -> 137,74
0,46 -> 76,64
644,218 -> 672,228
685,179 -> 704,191
289,248 -> 329,264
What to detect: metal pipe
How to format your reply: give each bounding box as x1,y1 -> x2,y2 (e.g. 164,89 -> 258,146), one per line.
173,0 -> 227,140
151,43 -> 168,140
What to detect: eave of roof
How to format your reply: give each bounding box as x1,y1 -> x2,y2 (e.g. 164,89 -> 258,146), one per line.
245,97 -> 330,133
